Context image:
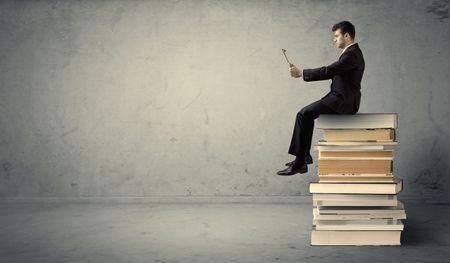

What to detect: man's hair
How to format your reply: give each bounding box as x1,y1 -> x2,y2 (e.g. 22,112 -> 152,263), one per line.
332,21 -> 355,40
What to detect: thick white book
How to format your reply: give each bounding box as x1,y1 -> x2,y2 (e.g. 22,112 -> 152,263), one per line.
313,193 -> 397,201
316,113 -> 398,129
315,145 -> 396,151
317,202 -> 406,216
317,141 -> 398,146
313,219 -> 404,231
309,180 -> 403,194
313,207 -> 407,220
313,194 -> 398,207
314,199 -> 398,207
311,230 -> 401,245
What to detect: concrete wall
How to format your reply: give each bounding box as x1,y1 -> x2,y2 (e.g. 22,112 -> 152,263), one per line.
1,0 -> 449,200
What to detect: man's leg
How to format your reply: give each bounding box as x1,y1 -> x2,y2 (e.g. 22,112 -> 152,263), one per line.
278,100 -> 336,176
288,100 -> 336,162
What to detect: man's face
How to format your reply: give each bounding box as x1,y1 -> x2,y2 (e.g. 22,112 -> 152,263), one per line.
333,29 -> 346,49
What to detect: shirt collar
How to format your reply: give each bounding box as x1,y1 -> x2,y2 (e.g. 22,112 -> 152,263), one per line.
342,42 -> 357,53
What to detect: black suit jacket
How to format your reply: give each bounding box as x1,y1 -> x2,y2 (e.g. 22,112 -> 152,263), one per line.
302,43 -> 365,114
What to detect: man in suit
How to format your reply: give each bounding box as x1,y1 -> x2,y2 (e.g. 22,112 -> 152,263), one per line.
277,21 -> 365,176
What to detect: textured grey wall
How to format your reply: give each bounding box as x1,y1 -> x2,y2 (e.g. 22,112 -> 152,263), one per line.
1,0 -> 449,200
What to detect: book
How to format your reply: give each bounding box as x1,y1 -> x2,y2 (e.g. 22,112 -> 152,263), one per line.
309,180 -> 403,194
319,173 -> 393,177
310,112 -> 404,246
313,194 -> 397,201
316,145 -> 395,151
316,113 -> 398,129
313,219 -> 404,231
318,159 -> 392,175
313,207 -> 407,220
319,150 -> 393,159
313,194 -> 398,206
311,230 -> 401,245
323,129 -> 395,142
318,176 -> 395,183
317,202 -> 406,216
318,141 -> 398,146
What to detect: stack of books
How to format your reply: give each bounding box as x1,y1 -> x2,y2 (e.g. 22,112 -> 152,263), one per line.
309,113 -> 407,246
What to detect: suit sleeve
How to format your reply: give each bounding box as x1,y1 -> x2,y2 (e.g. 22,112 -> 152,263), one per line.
303,52 -> 358,82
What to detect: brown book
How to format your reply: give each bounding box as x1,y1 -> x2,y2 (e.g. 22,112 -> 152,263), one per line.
319,176 -> 395,183
323,129 -> 395,142
319,173 -> 393,178
319,150 -> 393,159
318,159 -> 392,174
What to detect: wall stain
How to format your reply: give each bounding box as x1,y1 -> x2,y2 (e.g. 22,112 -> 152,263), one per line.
62,126 -> 79,137
429,138 -> 438,155
183,88 -> 203,109
204,108 -> 209,125
110,6 -> 125,31
414,169 -> 440,190
427,87 -> 444,135
426,0 -> 449,21
244,183 -> 256,190
2,162 -> 11,172
202,135 -> 209,151
2,162 -> 12,180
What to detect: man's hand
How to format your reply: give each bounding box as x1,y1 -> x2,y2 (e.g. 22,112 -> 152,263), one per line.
289,63 -> 303,78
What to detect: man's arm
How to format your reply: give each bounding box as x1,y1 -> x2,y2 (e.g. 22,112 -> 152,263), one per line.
302,52 -> 358,82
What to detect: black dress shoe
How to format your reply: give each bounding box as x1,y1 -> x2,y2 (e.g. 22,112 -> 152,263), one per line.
277,163 -> 308,176
285,154 -> 313,166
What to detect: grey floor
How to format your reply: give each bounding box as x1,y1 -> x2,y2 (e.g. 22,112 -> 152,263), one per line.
1,201 -> 449,263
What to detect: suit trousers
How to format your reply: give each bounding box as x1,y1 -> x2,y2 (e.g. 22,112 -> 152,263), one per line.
288,99 -> 337,159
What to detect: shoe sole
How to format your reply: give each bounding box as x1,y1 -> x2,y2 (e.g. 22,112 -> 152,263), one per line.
285,157 -> 313,166
277,165 -> 308,176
